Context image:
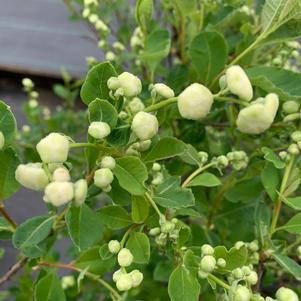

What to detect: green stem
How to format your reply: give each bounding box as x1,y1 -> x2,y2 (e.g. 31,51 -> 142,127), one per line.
144,97 -> 178,113
214,96 -> 249,107
0,206 -> 17,230
270,156 -> 295,235
208,274 -> 230,290
70,142 -> 121,156
70,143 -> 98,149
120,224 -> 141,248
145,192 -> 163,218
182,162 -> 216,188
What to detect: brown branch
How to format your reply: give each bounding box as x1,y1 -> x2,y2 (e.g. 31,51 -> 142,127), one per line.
0,206 -> 17,229
0,257 -> 28,286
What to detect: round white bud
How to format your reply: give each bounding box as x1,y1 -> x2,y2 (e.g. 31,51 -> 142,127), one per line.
113,41 -> 125,51
117,72 -> 142,98
201,244 -> 214,256
101,156 -> 116,169
133,140 -> 151,152
226,65 -> 253,101
116,274 -> 133,291
200,255 -> 216,273
283,101 -> 300,114
152,83 -> 175,99
61,275 -> 75,290
129,270 -> 143,287
152,163 -> 161,172
107,77 -> 120,90
52,167 -> 70,182
44,182 -> 74,207
36,133 -> 69,163
88,121 -> 111,139
108,240 -> 121,254
132,111 -> 159,140
276,287 -> 299,301
217,258 -> 226,268
15,163 -> 49,191
88,13 -> 98,24
29,99 -> 38,108
178,83 -> 214,120
291,131 -> 301,142
112,269 -> 124,283
149,227 -> 161,236
246,271 -> 258,285
128,97 -> 145,113
105,51 -> 116,61
248,240 -> 259,252
233,285 -> 251,301
94,168 -> 114,188
117,248 -> 134,267
0,131 -> 4,150
102,185 -> 112,193
232,268 -> 244,279
297,245 -> 301,254
95,20 -> 108,32
161,221 -> 175,233
30,91 -> 39,99
22,78 -> 34,89
82,8 -> 90,18
73,179 -> 88,206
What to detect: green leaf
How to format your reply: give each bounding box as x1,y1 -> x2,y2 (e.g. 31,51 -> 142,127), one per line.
132,195 -> 149,223
168,266 -> 200,301
261,162 -> 280,202
189,31 -> 227,85
277,212 -> 301,233
143,137 -> 186,162
66,204 -> 103,251
271,252 -> 301,280
180,144 -> 200,166
99,244 -> 113,260
34,272 -> 66,301
173,0 -> 197,16
247,67 -> 301,101
80,62 -> 117,105
154,176 -> 195,209
189,172 -> 221,187
281,195 -> 301,210
140,29 -> 171,75
254,201 -> 271,247
107,120 -> 131,147
0,147 -> 20,199
108,178 -> 132,206
13,215 -> 55,250
113,156 -> 148,196
88,98 -> 118,128
262,147 -> 286,169
97,205 -> 132,229
154,261 -> 173,282
0,101 -> 17,147
126,232 -> 150,264
135,0 -> 153,32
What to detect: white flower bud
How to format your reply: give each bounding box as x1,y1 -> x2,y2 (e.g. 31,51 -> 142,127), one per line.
48,163 -> 63,173
0,131 -> 4,150
116,274 -> 133,291
112,269 -> 124,282
288,143 -> 300,155
88,121 -> 111,139
88,13 -> 98,24
178,83 -> 213,120
248,240 -> 259,252
22,125 -> 30,133
15,163 -> 49,191
82,8 -> 90,18
113,41 -> 125,51
291,131 -> 301,142
117,248 -> 134,267
30,91 -> 39,99
105,51 -> 116,61
200,255 -> 216,273
102,185 -> 112,192
101,156 -> 116,169
233,285 -> 251,301
132,111 -> 158,140
149,227 -> 161,236
226,65 -> 253,101
128,97 -> 145,113
53,167 -> 70,182
73,179 -> 88,206
22,78 -> 34,89
283,113 -> 300,122
219,75 -> 227,90
217,258 -> 226,268
232,268 -> 244,279
107,77 -> 120,90
276,287 -> 299,301
94,168 -> 114,188
95,20 -> 108,32
161,221 -> 175,233
152,83 -> 175,99
201,244 -> 214,256
283,101 -> 300,114
132,140 -> 151,152
152,163 -> 161,172
44,182 -> 74,207
61,275 -> 75,290
108,240 -> 121,254
36,133 -> 69,163
117,72 -> 142,98
29,99 -> 38,108
246,271 -> 258,285
235,241 -> 245,249
129,270 -> 143,287
217,155 -> 229,168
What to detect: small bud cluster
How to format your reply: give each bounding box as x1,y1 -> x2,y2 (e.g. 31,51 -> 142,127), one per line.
22,77 -> 41,112
151,162 -> 163,186
130,27 -> 144,51
226,150 -> 249,171
279,130 -> 301,161
94,156 -> 116,192
108,244 -> 143,292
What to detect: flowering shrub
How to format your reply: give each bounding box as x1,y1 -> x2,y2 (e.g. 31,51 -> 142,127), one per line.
2,0 -> 301,300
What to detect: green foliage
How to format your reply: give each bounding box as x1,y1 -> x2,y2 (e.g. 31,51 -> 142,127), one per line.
126,232 -> 150,264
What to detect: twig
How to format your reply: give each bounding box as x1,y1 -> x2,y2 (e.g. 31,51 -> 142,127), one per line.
0,257 -> 28,286
0,206 -> 17,230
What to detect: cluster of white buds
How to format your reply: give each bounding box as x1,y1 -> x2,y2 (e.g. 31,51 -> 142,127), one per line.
229,266 -> 258,286
94,156 -> 116,192
149,217 -> 179,247
149,83 -> 175,100
282,100 -> 301,123
110,247 -> 143,292
151,162 -> 163,186
88,121 -> 111,139
128,97 -> 145,114
108,72 -> 142,98
15,133 -> 87,207
226,150 -> 249,171
236,93 -> 279,134
126,139 -> 152,156
22,78 -> 34,92
0,131 -> 4,150
177,83 -> 214,120
112,41 -> 125,52
22,78 -> 40,109
279,130 -> 301,161
130,27 -> 144,50
131,111 -> 159,140
238,5 -> 255,16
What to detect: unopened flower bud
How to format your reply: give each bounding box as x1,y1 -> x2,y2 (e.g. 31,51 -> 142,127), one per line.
200,255 -> 216,273
226,65 -> 253,101
161,221 -> 175,233
117,72 -> 142,98
235,241 -> 245,249
246,271 -> 258,285
88,13 -> 98,24
94,168 -> 114,188
201,244 -> 214,256
82,8 -> 90,18
233,268 -> 244,279
88,121 -> 111,139
233,285 -> 251,301
101,156 -> 116,169
198,151 -> 208,164
291,131 -> 301,142
117,248 -> 133,267
0,131 -> 4,150
36,133 -> 69,163
149,227 -> 161,236
113,41 -> 125,51
29,99 -> 38,108
113,269 -> 124,282
107,77 -> 120,90
44,182 -> 74,207
133,140 -> 151,152
248,240 -> 259,252
217,258 -> 226,268
129,270 -> 143,287
283,101 -> 300,114
30,91 -> 39,99
105,51 -> 116,61
22,78 -> 34,89
132,111 -> 158,140
283,113 -> 300,122
152,83 -> 175,99
217,155 -> 229,168
15,163 -> 49,191
116,274 -> 133,291
297,245 -> 301,254
95,19 -> 108,31
152,163 -> 161,172
178,83 -> 213,120
219,75 -> 227,90
276,287 -> 299,301
128,97 -> 145,113
73,179 -> 88,206
61,275 -> 75,289
152,173 -> 163,185
108,240 -> 121,254
288,143 -> 300,155
53,167 -> 70,182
